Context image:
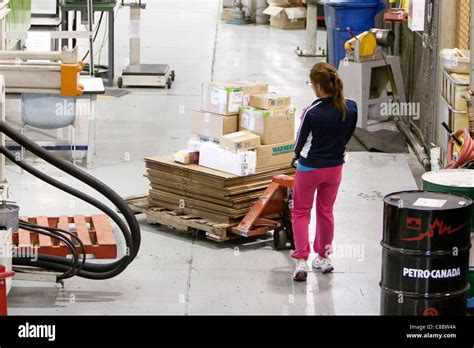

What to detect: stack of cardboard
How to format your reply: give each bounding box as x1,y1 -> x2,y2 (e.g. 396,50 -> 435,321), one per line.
263,0 -> 307,29
144,155 -> 294,224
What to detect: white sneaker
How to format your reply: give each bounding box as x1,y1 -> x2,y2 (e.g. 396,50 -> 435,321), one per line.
312,256 -> 334,274
293,259 -> 308,282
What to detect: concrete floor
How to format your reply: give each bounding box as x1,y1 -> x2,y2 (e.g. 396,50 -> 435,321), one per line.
7,0 -> 420,315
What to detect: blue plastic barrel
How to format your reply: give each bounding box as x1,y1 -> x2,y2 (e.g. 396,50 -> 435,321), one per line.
324,0 -> 385,68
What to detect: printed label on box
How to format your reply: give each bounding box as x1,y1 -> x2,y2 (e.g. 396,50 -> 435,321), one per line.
218,88 -> 227,105
228,91 -> 244,113
248,116 -> 256,132
272,144 -> 294,156
211,88 -> 220,105
241,114 -> 249,129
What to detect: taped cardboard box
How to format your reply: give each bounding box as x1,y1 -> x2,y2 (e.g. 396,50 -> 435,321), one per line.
263,6 -> 307,29
249,93 -> 291,110
226,80 -> 269,106
240,106 -> 296,145
220,131 -> 261,153
201,82 -> 245,116
199,142 -> 257,177
191,110 -> 238,141
257,140 -> 295,170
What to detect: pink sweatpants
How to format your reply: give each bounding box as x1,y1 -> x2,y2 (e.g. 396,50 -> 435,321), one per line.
291,166 -> 343,260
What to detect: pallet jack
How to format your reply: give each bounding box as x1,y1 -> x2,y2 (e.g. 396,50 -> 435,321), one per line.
232,160 -> 297,250
118,0 -> 175,89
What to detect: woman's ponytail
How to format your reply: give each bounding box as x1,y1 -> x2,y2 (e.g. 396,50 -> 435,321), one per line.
332,75 -> 346,121
309,62 -> 347,121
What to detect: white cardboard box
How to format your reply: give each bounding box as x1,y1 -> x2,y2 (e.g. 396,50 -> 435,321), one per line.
199,142 -> 257,176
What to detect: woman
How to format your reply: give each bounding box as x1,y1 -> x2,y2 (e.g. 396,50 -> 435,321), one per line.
292,62 -> 358,282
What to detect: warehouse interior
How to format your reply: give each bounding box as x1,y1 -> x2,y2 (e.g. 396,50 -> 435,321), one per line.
0,0 -> 472,318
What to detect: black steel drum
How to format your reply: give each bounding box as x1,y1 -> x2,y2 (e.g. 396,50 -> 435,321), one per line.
380,191 -> 472,316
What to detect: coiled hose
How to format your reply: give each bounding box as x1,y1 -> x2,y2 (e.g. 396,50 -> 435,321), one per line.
0,120 -> 141,280
446,128 -> 474,169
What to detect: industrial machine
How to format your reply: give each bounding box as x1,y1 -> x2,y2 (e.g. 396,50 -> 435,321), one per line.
0,2 -> 81,97
338,28 -> 406,129
0,48 -> 84,96
118,0 -> 175,89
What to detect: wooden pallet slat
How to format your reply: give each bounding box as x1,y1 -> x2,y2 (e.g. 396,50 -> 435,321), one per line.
17,229 -> 31,247
91,215 -> 115,245
73,215 -> 92,246
18,216 -> 31,247
12,214 -> 117,259
90,215 -> 117,259
36,216 -> 53,247
57,215 -> 71,241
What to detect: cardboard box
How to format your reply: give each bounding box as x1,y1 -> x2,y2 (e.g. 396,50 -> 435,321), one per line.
201,82 -> 245,116
191,110 -> 238,141
220,131 -> 261,153
257,140 -> 295,170
240,106 -> 295,145
199,142 -> 257,177
263,6 -> 307,29
227,80 -> 269,106
249,93 -> 291,110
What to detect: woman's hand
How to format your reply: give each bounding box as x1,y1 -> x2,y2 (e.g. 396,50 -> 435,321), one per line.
291,157 -> 299,169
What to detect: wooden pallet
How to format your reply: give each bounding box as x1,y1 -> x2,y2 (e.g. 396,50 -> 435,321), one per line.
13,215 -> 117,259
125,195 -> 237,242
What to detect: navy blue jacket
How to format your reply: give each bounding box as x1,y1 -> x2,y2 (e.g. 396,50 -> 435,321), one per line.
294,98 -> 358,168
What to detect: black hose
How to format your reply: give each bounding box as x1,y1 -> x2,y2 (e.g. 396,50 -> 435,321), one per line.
18,224 -> 79,280
19,219 -> 87,277
0,146 -> 136,265
0,120 -> 141,280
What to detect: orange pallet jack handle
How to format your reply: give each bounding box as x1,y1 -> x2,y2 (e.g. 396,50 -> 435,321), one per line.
232,175 -> 294,237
